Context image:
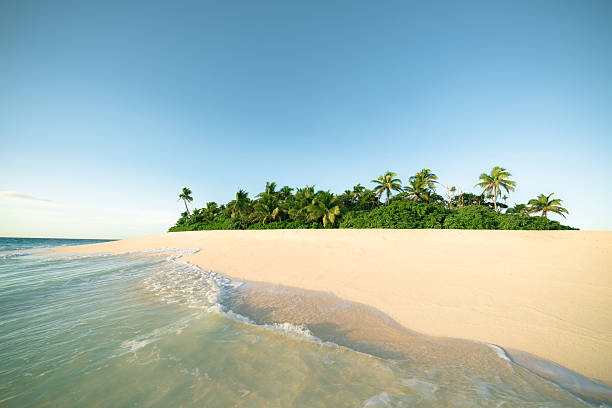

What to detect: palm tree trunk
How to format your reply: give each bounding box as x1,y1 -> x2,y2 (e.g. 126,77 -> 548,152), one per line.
493,185 -> 498,212
542,209 -> 547,218
184,200 -> 189,214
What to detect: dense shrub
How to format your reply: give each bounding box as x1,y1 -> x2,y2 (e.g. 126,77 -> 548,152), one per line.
442,206 -> 499,230
171,202 -> 576,231
247,221 -> 322,230
169,215 -> 248,231
339,201 -> 449,229
495,214 -> 573,230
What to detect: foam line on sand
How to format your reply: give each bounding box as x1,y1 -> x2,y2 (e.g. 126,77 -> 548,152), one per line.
53,229 -> 612,384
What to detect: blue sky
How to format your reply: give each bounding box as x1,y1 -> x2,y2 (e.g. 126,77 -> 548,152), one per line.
1,0 -> 611,238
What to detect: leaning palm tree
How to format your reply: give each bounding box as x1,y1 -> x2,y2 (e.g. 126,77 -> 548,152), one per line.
475,166 -> 516,212
307,191 -> 341,227
178,187 -> 193,215
527,193 -> 568,218
371,171 -> 402,205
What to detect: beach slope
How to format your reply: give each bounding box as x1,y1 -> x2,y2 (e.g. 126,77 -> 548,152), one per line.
54,229 -> 612,384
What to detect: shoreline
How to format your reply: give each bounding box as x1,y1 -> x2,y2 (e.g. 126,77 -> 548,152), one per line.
223,278 -> 611,405
52,229 -> 612,386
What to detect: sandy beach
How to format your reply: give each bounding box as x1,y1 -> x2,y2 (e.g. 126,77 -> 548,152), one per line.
54,229 -> 612,385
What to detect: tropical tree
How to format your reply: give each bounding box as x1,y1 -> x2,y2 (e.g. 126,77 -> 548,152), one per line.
288,186 -> 316,221
416,169 -> 438,190
352,184 -> 366,198
204,201 -> 221,220
227,189 -> 251,218
404,169 -> 438,203
279,185 -> 294,201
475,166 -> 516,212
404,179 -> 425,202
371,171 -> 402,205
178,187 -> 193,215
527,194 -> 568,218
307,191 -> 341,227
257,181 -> 278,197
338,184 -> 373,212
252,193 -> 282,224
190,207 -> 204,223
176,211 -> 190,226
506,203 -> 529,216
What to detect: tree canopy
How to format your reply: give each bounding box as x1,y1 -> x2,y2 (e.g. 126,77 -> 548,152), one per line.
171,168 -> 574,231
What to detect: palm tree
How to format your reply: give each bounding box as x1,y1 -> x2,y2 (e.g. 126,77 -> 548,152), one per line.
527,193 -> 568,218
307,191 -> 341,227
404,179 -> 425,202
475,166 -> 516,212
371,171 -> 402,205
252,193 -> 281,224
289,186 -> 315,221
352,184 -> 366,199
178,187 -> 193,215
506,203 -> 529,216
257,181 -> 277,197
228,189 -> 251,218
279,185 -> 294,201
205,201 -> 220,220
416,169 -> 438,190
404,169 -> 438,203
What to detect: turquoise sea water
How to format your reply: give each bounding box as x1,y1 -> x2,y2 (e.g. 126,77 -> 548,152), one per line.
0,238 -> 609,407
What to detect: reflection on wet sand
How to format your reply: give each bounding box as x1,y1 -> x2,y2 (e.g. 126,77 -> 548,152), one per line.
224,281 -> 610,406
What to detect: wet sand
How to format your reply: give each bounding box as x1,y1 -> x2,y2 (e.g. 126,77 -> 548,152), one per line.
53,229 -> 612,385
224,280 -> 611,405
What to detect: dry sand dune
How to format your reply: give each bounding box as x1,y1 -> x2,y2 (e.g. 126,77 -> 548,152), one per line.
54,229 -> 612,384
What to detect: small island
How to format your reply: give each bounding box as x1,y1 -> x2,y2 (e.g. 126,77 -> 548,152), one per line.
171,166 -> 575,231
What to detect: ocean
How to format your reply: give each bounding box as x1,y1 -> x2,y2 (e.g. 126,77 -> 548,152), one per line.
0,237 -> 608,407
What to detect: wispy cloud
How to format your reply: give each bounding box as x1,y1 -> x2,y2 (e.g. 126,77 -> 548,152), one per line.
0,191 -> 54,202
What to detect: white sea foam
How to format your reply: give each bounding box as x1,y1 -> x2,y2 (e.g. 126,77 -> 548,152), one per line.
483,343 -> 512,362
143,250 -> 234,311
48,246 -> 332,346
135,248 -> 330,346
120,339 -> 157,352
47,247 -> 201,262
0,252 -> 29,259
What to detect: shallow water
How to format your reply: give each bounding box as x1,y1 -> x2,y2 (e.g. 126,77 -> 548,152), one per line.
0,238 -> 608,407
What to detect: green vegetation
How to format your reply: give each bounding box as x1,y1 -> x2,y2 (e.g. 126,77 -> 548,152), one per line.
170,167 -> 576,231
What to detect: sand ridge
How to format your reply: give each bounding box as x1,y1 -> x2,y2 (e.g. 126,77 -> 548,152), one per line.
53,229 -> 612,384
